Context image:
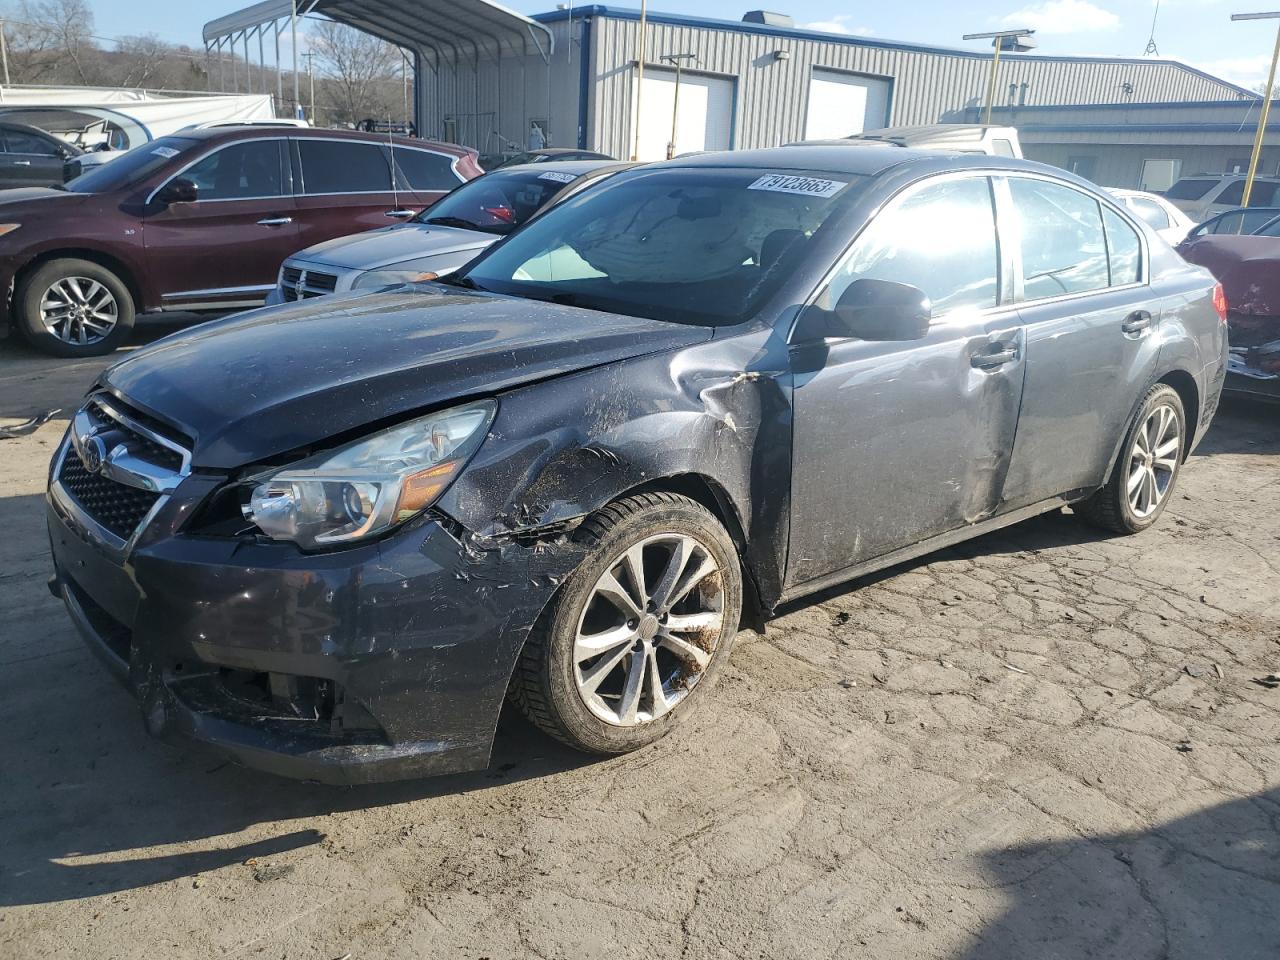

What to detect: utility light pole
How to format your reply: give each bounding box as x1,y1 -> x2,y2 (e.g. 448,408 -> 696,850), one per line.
291,0 -> 300,119
631,0 -> 647,161
661,52 -> 696,159
1232,11 -> 1280,207
963,28 -> 1037,125
302,50 -> 316,124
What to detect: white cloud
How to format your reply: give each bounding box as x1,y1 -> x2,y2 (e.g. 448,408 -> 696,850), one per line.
1000,0 -> 1120,35
802,15 -> 872,36
1191,54 -> 1273,92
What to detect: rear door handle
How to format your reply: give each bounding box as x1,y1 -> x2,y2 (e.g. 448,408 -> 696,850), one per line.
385,209 -> 415,218
13,160 -> 29,166
257,216 -> 293,226
1122,310 -> 1153,334
971,345 -> 1018,369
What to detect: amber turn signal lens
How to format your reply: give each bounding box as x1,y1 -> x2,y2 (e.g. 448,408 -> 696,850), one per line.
395,461 -> 459,519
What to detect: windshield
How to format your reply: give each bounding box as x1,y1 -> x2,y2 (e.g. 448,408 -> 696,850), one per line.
414,168 -> 580,234
1164,178 -> 1218,201
64,136 -> 198,194
457,167 -> 862,326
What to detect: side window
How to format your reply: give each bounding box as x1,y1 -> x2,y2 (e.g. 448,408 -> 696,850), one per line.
393,148 -> 460,191
1009,178 -> 1109,300
1215,181 -> 1245,207
823,176 -> 999,316
5,130 -> 59,156
1249,182 -> 1280,207
299,140 -> 392,194
182,141 -> 284,200
1102,207 -> 1142,286
1206,211 -> 1246,235
1128,197 -> 1169,230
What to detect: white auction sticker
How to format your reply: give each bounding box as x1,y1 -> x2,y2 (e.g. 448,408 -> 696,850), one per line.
748,174 -> 847,198
538,171 -> 577,183
151,146 -> 180,159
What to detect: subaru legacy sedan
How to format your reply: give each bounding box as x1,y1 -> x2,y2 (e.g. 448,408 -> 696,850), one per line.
0,126 -> 480,357
48,147 -> 1227,783
268,159 -> 631,303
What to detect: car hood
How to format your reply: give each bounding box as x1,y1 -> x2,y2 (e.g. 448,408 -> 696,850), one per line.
294,223 -> 495,271
0,187 -> 88,210
101,285 -> 714,469
1178,234 -> 1280,318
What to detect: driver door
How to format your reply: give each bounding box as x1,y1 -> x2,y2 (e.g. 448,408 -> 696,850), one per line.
787,173 -> 1026,589
143,138 -> 298,309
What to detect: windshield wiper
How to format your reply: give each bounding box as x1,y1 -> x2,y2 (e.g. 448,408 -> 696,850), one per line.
440,274 -> 484,291
422,216 -> 482,230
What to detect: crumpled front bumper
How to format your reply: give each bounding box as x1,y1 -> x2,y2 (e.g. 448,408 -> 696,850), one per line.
46,467 -> 579,785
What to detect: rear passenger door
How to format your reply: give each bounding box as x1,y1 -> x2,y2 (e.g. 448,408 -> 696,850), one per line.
0,128 -> 67,188
999,176 -> 1160,509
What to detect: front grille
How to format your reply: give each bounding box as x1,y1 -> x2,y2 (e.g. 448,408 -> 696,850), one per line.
59,448 -> 161,540
280,264 -> 340,301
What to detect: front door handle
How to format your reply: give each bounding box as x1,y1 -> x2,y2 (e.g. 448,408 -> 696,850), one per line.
257,216 -> 293,226
13,160 -> 29,166
1122,310 -> 1154,334
971,345 -> 1018,369
384,209 -> 415,218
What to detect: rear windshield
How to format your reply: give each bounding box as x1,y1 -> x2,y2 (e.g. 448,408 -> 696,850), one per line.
1164,178 -> 1218,201
414,168 -> 580,234
458,167 -> 863,326
65,136 -> 198,193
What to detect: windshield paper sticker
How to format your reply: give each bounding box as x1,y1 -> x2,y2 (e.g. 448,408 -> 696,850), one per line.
151,146 -> 180,159
748,174 -> 847,198
538,171 -> 577,183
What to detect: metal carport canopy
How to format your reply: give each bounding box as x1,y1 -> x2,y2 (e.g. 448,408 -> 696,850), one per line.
204,0 -> 555,66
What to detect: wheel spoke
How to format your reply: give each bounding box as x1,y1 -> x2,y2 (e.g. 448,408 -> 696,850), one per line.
665,610 -> 721,634
649,538 -> 693,611
646,647 -> 671,719
665,555 -> 718,610
1154,437 -> 1179,460
658,631 -> 711,670
594,570 -> 643,620
1144,468 -> 1158,512
574,624 -> 635,663
616,650 -> 646,724
1154,456 -> 1178,474
1127,465 -> 1146,494
620,543 -> 649,609
80,316 -> 112,334
578,640 -> 634,696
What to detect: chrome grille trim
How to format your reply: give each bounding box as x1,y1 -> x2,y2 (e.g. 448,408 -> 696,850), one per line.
280,262 -> 341,301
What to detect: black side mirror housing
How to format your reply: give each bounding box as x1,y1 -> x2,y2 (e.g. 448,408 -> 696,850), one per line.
156,177 -> 198,205
827,278 -> 932,341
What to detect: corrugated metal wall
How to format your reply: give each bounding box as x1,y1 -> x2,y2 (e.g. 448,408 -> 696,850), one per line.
585,14 -> 1249,158
1024,142 -> 1280,189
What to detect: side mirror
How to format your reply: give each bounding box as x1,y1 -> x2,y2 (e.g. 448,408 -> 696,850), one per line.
156,177 -> 198,205
829,278 -> 932,341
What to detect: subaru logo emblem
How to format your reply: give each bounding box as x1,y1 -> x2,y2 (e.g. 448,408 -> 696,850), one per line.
81,435 -> 107,474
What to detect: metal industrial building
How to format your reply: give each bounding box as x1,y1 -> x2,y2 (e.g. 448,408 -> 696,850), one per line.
204,1 -> 1270,189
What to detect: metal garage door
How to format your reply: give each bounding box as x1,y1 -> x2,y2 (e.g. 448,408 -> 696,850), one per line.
632,68 -> 734,161
805,69 -> 891,140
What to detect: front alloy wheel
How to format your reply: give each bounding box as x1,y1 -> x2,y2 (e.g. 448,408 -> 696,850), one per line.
512,492 -> 743,755
40,276 -> 120,346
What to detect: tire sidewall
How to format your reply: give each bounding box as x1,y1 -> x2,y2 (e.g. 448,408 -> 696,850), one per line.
541,498 -> 742,754
17,259 -> 135,358
1118,385 -> 1186,531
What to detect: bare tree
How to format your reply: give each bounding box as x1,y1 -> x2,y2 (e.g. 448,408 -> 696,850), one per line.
309,20 -> 402,125
18,0 -> 95,84
114,33 -> 168,88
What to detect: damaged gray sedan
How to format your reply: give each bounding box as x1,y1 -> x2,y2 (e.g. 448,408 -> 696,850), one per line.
47,146 -> 1228,783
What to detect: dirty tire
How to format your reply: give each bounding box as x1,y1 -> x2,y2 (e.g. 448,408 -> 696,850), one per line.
16,258 -> 135,358
511,492 -> 743,755
1074,383 -> 1186,535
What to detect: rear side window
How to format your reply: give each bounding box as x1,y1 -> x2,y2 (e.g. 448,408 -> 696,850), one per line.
299,140 -> 392,194
825,175 -> 999,315
1010,178 -> 1109,299
1103,207 -> 1142,285
183,140 -> 284,200
1127,197 -> 1169,230
1164,178 -> 1217,201
1216,181 -> 1245,206
393,148 -> 460,191
1211,180 -> 1278,207
4,129 -> 58,156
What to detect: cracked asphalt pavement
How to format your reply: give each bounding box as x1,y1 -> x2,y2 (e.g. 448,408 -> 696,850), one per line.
2,340 -> 1277,959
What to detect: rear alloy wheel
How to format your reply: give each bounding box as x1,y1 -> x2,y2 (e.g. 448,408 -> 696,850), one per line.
1074,383 -> 1186,534
16,258 -> 135,357
511,492 -> 742,755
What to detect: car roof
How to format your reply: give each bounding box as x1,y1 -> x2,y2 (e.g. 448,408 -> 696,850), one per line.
658,144 -> 1052,179
496,158 -> 628,176
170,125 -> 475,156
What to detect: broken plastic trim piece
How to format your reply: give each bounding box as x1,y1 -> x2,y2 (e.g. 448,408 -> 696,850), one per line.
0,408 -> 59,439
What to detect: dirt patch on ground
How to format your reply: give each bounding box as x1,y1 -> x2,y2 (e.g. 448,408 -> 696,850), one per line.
1,337 -> 1277,959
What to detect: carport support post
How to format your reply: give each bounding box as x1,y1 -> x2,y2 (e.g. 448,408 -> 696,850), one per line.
983,41 -> 1002,126
631,0 -> 647,161
291,0 -> 300,119
1232,11 -> 1280,208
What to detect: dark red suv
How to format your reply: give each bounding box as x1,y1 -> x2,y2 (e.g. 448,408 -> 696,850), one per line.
0,126 -> 481,356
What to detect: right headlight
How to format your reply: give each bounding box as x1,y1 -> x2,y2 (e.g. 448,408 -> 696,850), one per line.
243,400 -> 495,550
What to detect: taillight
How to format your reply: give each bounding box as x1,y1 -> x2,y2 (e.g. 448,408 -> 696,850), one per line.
1212,283 -> 1228,325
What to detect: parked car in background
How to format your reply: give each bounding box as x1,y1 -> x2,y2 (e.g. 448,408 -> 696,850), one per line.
181,118 -> 312,131
1185,207 -> 1280,240
480,146 -> 614,170
1178,224 -> 1280,401
0,120 -> 83,189
1106,188 -> 1194,245
269,159 -> 634,302
47,147 -> 1226,783
1162,173 -> 1280,222
0,126 -> 481,357
789,124 -> 1023,158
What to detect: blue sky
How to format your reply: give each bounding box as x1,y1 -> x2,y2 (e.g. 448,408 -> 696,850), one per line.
84,0 -> 1276,90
